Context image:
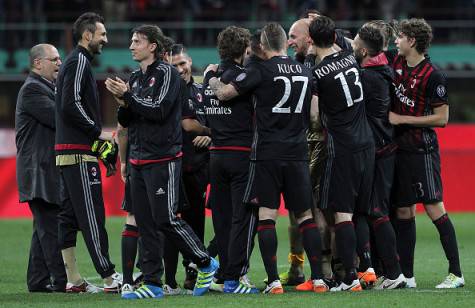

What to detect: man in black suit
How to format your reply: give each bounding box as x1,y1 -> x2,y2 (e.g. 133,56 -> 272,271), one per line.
15,43 -> 66,292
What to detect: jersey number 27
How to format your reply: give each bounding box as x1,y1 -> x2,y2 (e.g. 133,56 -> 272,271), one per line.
272,76 -> 308,114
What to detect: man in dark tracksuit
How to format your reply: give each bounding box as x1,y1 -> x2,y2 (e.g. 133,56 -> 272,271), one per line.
15,43 -> 66,293
106,25 -> 217,299
55,12 -> 119,293
203,26 -> 258,294
352,24 -> 405,289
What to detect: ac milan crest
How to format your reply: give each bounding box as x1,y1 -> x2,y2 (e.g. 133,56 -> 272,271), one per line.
436,85 -> 446,98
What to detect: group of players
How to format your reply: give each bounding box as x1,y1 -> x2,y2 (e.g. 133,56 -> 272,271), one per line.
16,9 -> 465,300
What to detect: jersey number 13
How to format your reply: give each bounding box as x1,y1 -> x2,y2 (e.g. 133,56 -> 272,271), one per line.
334,67 -> 363,107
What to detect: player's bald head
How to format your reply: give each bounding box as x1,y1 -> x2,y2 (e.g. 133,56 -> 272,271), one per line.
288,18 -> 312,58
290,18 -> 311,35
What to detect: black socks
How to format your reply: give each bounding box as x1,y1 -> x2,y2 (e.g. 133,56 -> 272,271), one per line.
121,224 -> 139,285
258,219 -> 279,283
394,217 -> 416,278
299,219 -> 323,280
335,221 -> 357,284
433,214 -> 462,277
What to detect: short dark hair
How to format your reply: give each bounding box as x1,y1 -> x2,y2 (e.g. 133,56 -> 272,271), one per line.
171,43 -> 184,55
170,43 -> 190,58
261,23 -> 287,52
309,15 -> 335,48
250,29 -> 262,54
357,25 -> 384,57
217,26 -> 251,61
363,20 -> 397,49
72,12 -> 105,43
399,18 -> 433,54
300,9 -> 322,18
132,24 -> 165,59
162,36 -> 175,54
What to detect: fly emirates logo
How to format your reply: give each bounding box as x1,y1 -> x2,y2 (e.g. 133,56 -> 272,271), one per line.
394,83 -> 415,107
204,88 -> 232,115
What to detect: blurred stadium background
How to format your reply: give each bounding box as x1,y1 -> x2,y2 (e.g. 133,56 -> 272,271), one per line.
0,0 -> 474,216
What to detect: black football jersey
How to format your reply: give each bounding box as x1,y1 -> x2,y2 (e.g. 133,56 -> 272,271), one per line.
391,56 -> 448,153
202,60 -> 254,151
182,79 -> 209,172
312,50 -> 374,156
232,55 -> 312,161
335,29 -> 353,51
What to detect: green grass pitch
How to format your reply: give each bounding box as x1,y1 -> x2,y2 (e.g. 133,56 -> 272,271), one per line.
0,213 -> 473,307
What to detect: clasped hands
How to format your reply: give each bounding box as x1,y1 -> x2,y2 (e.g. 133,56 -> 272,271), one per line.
105,77 -> 128,107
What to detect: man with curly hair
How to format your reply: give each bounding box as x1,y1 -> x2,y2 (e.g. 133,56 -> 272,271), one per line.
202,26 -> 258,294
388,18 -> 464,289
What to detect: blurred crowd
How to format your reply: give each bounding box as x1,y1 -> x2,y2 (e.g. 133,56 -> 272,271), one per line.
0,0 -> 473,68
1,0 -> 473,24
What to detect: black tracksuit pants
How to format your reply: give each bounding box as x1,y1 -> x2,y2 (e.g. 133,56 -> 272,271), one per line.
57,161 -> 115,279
181,163 -> 208,244
209,151 -> 257,281
130,158 -> 210,286
28,200 -> 67,291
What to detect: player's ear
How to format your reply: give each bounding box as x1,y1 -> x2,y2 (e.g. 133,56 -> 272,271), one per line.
83,30 -> 93,42
308,36 -> 315,46
305,36 -> 313,46
408,37 -> 416,49
32,58 -> 42,70
149,42 -> 157,54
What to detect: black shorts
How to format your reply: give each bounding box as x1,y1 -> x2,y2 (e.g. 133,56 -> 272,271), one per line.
319,147 -> 374,214
244,160 -> 313,214
392,150 -> 443,207
369,153 -> 395,218
121,176 -> 134,214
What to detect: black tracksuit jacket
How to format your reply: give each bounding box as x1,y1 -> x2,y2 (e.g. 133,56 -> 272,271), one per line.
117,60 -> 184,165
55,46 -> 102,155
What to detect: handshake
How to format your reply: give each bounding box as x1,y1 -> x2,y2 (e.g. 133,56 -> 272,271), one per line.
92,139 -> 118,177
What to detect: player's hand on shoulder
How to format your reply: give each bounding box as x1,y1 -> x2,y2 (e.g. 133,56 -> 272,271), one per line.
204,64 -> 219,77
193,135 -> 212,148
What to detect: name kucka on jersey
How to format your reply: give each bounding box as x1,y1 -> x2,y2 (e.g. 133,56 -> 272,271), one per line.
312,51 -> 373,156
232,56 -> 312,161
